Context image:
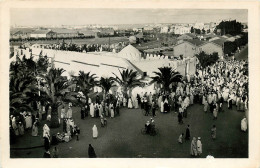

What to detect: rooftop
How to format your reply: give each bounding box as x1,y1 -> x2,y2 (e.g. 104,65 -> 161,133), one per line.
185,39 -> 205,46
211,38 -> 227,47
51,28 -> 78,34
31,29 -> 52,34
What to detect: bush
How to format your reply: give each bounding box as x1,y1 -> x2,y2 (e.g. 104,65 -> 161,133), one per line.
224,41 -> 237,56
195,51 -> 219,69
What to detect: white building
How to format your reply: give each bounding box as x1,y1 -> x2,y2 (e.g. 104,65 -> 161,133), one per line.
160,26 -> 169,33
174,26 -> 191,35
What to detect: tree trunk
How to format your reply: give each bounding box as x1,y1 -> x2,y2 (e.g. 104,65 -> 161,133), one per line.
50,106 -> 60,128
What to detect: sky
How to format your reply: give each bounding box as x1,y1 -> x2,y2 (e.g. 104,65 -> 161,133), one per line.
10,9 -> 248,26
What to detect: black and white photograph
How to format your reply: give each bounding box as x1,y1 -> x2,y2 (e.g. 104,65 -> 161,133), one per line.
1,1 -> 260,168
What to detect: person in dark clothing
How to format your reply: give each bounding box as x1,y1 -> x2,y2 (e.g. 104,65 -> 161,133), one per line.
209,103 -> 214,113
185,125 -> 191,140
44,136 -> 50,151
178,112 -> 183,124
81,106 -> 85,119
144,101 -> 149,116
137,94 -> 141,105
95,105 -> 99,118
63,119 -> 67,133
85,104 -> 89,117
141,97 -> 144,109
88,144 -> 97,158
228,98 -> 232,110
96,95 -> 100,104
164,102 -> 169,113
151,101 -> 156,117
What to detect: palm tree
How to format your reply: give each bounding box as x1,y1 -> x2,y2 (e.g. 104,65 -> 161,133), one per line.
98,77 -> 116,100
9,61 -> 38,115
112,69 -> 142,97
9,72 -> 38,115
74,71 -> 98,103
39,68 -> 71,128
151,67 -> 182,92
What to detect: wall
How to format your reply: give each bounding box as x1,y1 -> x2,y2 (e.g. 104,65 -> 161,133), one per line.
175,57 -> 196,77
200,42 -> 223,56
30,34 -> 47,38
174,42 -> 197,58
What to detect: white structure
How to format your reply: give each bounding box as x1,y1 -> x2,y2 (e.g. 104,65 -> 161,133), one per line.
117,44 -> 141,62
174,26 -> 191,35
160,26 -> 169,33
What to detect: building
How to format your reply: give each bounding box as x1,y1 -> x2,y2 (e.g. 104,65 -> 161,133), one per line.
51,28 -> 79,38
173,39 -> 205,58
198,40 -> 224,57
78,29 -> 97,37
160,26 -> 169,33
177,33 -> 197,40
98,28 -> 115,36
143,26 -> 154,31
174,26 -> 191,35
30,30 -> 57,38
10,28 -> 35,39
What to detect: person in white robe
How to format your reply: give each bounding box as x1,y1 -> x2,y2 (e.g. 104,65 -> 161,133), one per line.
61,106 -> 66,119
241,117 -> 247,132
67,107 -> 72,119
190,137 -> 197,156
88,98 -> 92,104
110,103 -> 114,118
178,133 -> 184,144
204,101 -> 208,113
190,93 -> 194,105
25,114 -> 32,129
43,124 -> 50,138
66,119 -> 71,134
32,121 -> 38,136
184,96 -> 190,108
180,87 -> 184,96
160,101 -> 164,113
12,117 -> 19,136
158,95 -> 162,109
18,122 -> 24,135
128,97 -> 133,109
98,104 -> 103,116
197,137 -> 202,156
90,103 -> 95,117
135,97 -> 139,109
123,97 -> 127,107
92,125 -> 98,138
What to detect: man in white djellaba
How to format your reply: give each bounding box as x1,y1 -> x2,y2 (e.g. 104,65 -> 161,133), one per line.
92,124 -> 98,138
241,116 -> 247,132
90,103 -> 95,118
197,137 -> 202,156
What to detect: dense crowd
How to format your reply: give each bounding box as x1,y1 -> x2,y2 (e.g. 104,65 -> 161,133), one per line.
29,41 -> 127,53
10,58 -> 248,158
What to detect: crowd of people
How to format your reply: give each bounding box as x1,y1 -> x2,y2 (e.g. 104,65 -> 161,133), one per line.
29,41 -> 127,54
10,57 -> 248,158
